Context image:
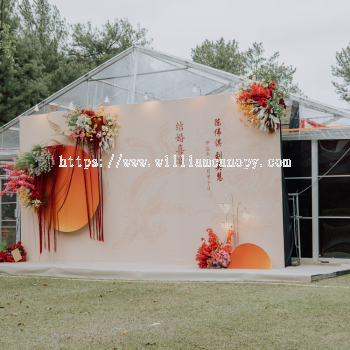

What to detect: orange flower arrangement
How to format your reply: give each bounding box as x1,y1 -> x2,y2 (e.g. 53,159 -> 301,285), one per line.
196,228 -> 233,269
64,104 -> 120,153
234,77 -> 288,134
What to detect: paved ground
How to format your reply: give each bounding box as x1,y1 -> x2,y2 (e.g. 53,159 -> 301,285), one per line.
1,274 -> 350,349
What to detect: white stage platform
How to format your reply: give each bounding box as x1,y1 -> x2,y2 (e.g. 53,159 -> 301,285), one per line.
1,261 -> 350,283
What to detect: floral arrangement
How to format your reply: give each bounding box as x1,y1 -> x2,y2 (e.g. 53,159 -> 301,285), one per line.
0,104 -> 120,253
0,241 -> 27,263
64,104 -> 120,154
0,145 -> 64,253
234,76 -> 288,134
196,228 -> 233,269
0,145 -> 63,213
62,104 -> 120,244
207,250 -> 231,269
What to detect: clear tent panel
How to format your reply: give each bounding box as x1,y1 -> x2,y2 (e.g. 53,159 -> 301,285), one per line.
49,81 -> 90,110
133,68 -> 225,103
92,51 -> 137,81
42,49 -> 232,111
90,50 -> 227,104
0,122 -> 19,162
88,79 -> 134,108
282,98 -> 350,140
135,50 -> 187,74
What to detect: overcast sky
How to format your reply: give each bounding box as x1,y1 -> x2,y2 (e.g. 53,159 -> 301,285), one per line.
50,0 -> 350,108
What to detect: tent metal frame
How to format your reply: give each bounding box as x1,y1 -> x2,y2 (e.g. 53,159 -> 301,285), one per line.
2,45 -> 350,135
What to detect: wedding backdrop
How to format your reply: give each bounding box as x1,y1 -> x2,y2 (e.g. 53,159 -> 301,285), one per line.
2,46 -> 350,278
19,93 -> 285,268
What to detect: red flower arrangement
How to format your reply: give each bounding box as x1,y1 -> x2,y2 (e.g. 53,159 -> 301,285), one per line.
80,109 -> 95,117
237,81 -> 273,109
0,241 -> 27,263
0,251 -> 13,262
64,104 -> 120,153
196,228 -> 233,269
234,77 -> 289,134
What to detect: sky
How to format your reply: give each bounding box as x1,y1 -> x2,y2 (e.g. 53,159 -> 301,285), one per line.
50,0 -> 350,109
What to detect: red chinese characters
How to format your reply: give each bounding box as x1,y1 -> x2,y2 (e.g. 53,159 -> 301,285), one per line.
215,118 -> 223,181
175,122 -> 185,165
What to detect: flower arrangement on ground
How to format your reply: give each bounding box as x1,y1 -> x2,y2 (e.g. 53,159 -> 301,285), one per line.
0,241 -> 27,263
196,228 -> 234,269
234,76 -> 289,134
64,104 -> 120,154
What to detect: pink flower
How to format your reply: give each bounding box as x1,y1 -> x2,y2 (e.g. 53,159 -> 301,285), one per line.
0,168 -> 36,197
68,129 -> 86,143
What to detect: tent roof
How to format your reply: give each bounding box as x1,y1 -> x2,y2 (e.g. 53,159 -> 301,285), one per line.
1,45 -> 350,160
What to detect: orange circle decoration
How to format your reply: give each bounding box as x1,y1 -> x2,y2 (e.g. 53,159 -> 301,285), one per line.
43,146 -> 100,232
227,243 -> 272,269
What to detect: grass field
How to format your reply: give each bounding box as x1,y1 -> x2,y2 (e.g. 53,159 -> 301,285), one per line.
1,274 -> 350,350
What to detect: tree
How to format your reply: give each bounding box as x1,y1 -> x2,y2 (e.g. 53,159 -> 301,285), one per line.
0,33 -> 48,125
245,43 -> 304,95
0,0 -> 48,125
0,24 -> 18,60
192,38 -> 304,96
18,0 -> 69,95
19,0 -> 68,68
0,0 -> 66,124
68,19 -> 152,67
191,38 -> 246,76
46,59 -> 91,95
332,45 -> 350,104
0,0 -> 18,60
0,0 -> 152,125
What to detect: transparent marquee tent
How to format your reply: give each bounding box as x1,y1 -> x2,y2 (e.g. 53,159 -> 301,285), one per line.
2,45 -> 350,259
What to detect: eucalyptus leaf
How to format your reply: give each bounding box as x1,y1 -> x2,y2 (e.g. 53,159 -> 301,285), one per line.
0,240 -> 8,252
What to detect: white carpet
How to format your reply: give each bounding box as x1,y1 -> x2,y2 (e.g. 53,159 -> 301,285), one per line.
1,261 -> 350,283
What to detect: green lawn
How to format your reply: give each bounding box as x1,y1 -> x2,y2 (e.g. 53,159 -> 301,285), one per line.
0,274 -> 350,350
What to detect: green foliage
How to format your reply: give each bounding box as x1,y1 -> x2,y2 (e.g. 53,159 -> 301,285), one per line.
0,32 -> 48,125
0,0 -> 152,126
19,0 -> 67,50
0,23 -> 18,59
14,144 -> 42,170
191,38 -> 246,76
46,59 -> 91,96
69,19 -> 152,67
64,106 -> 81,128
0,0 -> 50,125
332,44 -> 350,104
267,82 -> 289,122
192,38 -> 304,96
18,0 -> 70,95
0,240 -> 7,252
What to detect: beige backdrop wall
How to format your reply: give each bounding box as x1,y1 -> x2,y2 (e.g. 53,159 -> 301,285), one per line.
20,93 -> 285,268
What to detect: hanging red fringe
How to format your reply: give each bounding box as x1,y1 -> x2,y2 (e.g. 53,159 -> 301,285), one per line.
37,143 -> 104,253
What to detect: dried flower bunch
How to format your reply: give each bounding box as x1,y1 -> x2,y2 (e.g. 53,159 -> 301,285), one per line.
64,104 -> 120,154
234,76 -> 289,134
